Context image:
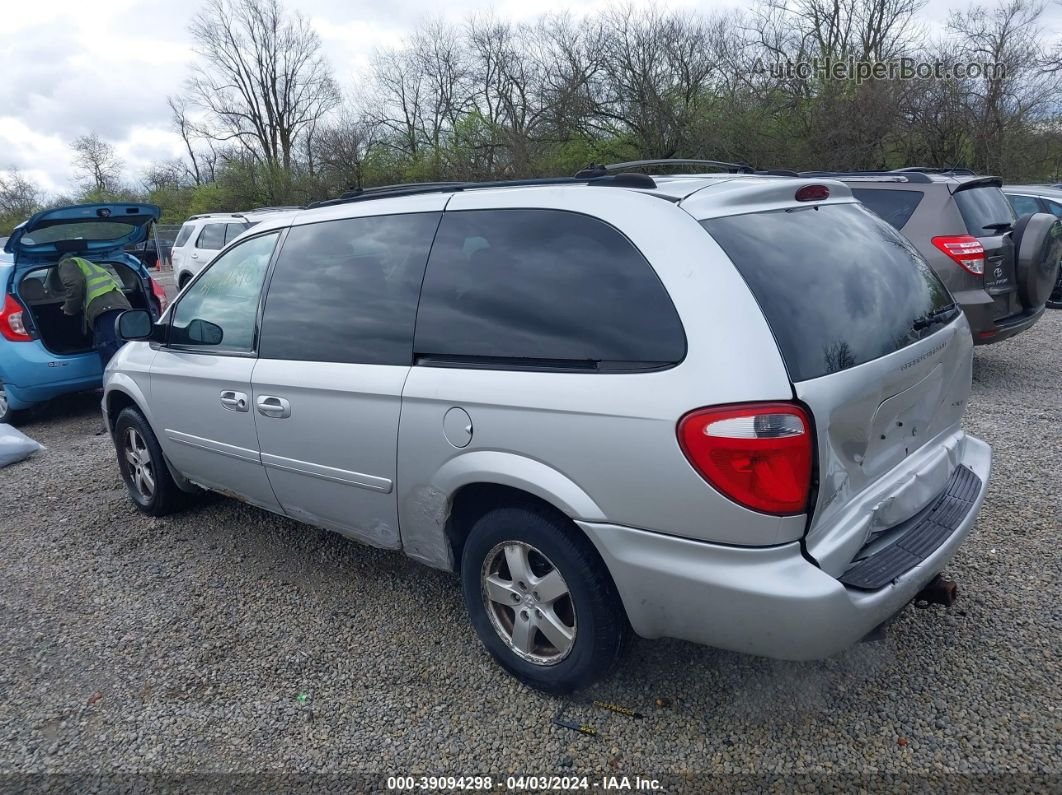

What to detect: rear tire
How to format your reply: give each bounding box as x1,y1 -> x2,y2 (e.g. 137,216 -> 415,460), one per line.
113,407 -> 185,516
460,504 -> 629,693
177,272 -> 192,290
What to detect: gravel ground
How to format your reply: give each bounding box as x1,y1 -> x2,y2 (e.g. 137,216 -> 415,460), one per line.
0,313 -> 1059,793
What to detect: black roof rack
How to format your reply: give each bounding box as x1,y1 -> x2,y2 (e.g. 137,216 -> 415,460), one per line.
575,158 -> 753,178
308,173 -> 659,209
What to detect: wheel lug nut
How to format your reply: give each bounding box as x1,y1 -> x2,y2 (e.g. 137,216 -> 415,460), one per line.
532,592 -> 540,600
510,593 -> 520,603
520,610 -> 529,621
535,609 -> 543,619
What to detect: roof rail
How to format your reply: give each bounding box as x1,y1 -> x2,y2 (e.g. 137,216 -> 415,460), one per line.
890,167 -> 976,176
247,205 -> 303,212
575,159 -> 753,178
798,170 -> 934,184
308,174 -> 659,209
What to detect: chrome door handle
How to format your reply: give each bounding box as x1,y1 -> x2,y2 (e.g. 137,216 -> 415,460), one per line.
219,390 -> 248,412
256,395 -> 291,419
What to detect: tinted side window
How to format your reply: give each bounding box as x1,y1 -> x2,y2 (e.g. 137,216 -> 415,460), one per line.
259,213 -> 440,365
851,189 -> 924,230
702,204 -> 956,382
1006,194 -> 1042,216
954,186 -> 1015,233
196,223 -> 226,250
170,232 -> 279,352
173,223 -> 194,247
414,209 -> 685,369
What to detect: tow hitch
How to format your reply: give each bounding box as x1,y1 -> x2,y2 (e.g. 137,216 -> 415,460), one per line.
915,574 -> 959,608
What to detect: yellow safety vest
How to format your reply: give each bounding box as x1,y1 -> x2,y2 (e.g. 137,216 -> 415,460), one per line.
70,257 -> 123,309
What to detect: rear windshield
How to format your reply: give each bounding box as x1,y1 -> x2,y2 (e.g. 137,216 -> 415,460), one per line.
851,189 -> 923,230
954,186 -> 1015,234
20,221 -> 140,245
701,203 -> 958,382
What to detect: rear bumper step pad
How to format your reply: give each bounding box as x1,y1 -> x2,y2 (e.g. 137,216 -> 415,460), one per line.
839,465 -> 981,590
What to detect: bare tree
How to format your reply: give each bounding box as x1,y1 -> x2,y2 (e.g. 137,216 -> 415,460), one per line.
313,114 -> 380,190
0,169 -> 43,221
71,133 -> 124,194
948,0 -> 1061,174
186,0 -> 341,171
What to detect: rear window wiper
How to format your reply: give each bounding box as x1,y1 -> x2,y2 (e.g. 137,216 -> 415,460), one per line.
983,222 -> 1012,233
912,305 -> 959,331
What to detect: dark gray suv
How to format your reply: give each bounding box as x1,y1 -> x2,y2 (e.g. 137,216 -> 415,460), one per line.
805,169 -> 1059,344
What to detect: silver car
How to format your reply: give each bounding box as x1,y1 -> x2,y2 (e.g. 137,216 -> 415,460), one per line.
103,169 -> 992,692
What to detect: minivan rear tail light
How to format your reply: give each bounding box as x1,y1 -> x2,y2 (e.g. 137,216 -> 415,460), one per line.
795,184 -> 830,202
0,294 -> 33,342
150,277 -> 168,313
932,235 -> 985,276
678,403 -> 813,516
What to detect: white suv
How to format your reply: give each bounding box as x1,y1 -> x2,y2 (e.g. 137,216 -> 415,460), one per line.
170,208 -> 297,289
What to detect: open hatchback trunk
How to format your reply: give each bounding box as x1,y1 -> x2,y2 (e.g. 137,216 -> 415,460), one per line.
17,261 -> 153,355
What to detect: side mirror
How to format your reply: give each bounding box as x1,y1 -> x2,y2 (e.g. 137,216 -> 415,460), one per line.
186,318 -> 224,345
117,309 -> 153,340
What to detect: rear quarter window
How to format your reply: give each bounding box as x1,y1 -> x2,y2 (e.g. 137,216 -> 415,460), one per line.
954,186 -> 1015,233
173,223 -> 195,248
413,209 -> 686,370
850,189 -> 924,230
701,203 -> 957,382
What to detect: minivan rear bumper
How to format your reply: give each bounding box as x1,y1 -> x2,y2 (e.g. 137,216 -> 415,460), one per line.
579,434 -> 991,660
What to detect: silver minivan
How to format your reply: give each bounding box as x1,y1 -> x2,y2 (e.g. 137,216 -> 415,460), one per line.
103,170 -> 992,692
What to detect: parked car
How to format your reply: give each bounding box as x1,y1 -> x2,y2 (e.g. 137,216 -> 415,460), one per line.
804,168 -> 1058,344
104,167 -> 993,692
1003,185 -> 1062,308
0,204 -> 169,423
170,208 -> 299,289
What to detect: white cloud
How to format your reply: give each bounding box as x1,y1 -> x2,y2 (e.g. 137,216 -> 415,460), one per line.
1,0 -> 1059,197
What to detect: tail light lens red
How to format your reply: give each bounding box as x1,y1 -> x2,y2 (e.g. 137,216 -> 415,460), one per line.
795,184 -> 830,202
150,277 -> 168,313
932,235 -> 985,276
678,403 -> 813,516
0,294 -> 33,342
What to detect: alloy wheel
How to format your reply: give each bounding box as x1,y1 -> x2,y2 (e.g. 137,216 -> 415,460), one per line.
0,383 -> 8,420
123,428 -> 156,500
480,541 -> 577,666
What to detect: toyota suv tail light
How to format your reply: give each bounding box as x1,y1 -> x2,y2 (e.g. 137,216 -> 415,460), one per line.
678,403 -> 813,515
0,294 -> 33,342
932,235 -> 985,275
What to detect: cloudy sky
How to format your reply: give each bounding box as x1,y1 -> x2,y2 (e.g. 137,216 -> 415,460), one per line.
1,0 -> 1059,195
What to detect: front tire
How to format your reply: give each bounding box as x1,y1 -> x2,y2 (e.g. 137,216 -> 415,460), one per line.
461,504 -> 628,693
113,407 -> 185,516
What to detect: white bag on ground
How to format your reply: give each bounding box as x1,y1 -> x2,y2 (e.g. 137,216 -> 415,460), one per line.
0,424 -> 44,468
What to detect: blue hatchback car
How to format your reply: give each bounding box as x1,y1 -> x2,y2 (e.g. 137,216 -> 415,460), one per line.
0,203 -> 168,422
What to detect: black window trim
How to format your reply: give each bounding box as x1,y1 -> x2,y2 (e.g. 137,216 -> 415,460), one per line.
410,206 -> 688,374
161,227 -> 290,358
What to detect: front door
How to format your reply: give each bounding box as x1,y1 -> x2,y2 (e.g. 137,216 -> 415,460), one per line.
149,230 -> 283,512
250,208 -> 442,547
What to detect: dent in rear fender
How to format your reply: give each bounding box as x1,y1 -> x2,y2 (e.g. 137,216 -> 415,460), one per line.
397,450 -> 606,570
